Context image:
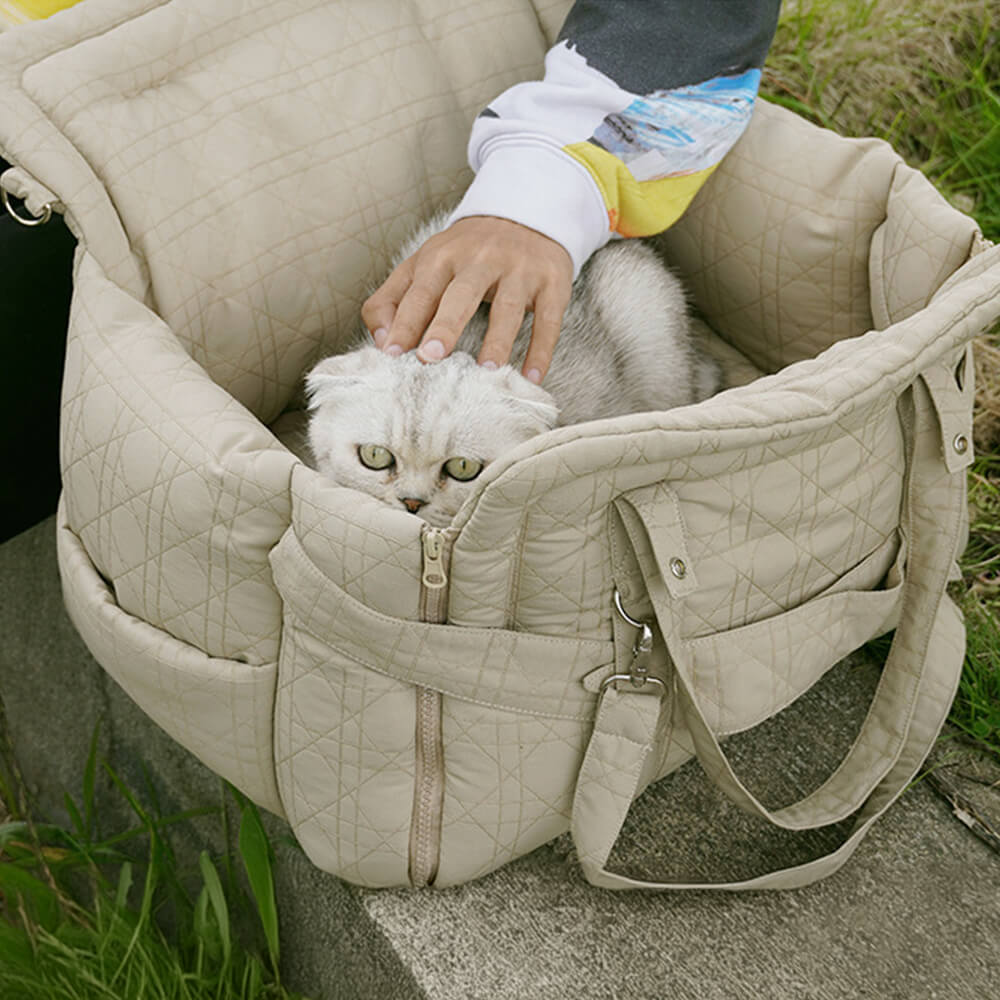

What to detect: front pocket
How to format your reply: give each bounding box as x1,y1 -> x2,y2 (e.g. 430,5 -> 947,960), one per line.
271,530 -> 613,719
269,527 -> 615,888
273,615 -> 418,889
685,532 -> 904,735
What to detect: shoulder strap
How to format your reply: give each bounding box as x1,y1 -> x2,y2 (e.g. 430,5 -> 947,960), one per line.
572,367 -> 969,889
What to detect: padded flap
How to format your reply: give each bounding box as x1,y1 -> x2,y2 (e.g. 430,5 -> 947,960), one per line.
1,0 -> 986,422
0,0 -> 557,421
869,162 -> 978,329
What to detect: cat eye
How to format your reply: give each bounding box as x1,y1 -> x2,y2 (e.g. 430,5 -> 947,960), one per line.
443,457 -> 483,482
358,444 -> 395,470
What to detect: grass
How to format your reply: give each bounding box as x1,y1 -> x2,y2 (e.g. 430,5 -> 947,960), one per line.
0,726 -> 309,1000
761,0 -> 1000,759
764,0 -> 1000,235
954,454 -> 1000,757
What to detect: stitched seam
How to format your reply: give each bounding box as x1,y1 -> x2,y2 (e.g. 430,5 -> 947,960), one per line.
17,0 -> 173,91
502,515 -> 530,630
284,607 -> 598,722
279,528 -> 611,652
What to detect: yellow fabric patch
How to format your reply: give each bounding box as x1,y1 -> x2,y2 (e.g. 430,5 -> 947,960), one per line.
0,0 -> 81,24
565,141 -> 716,238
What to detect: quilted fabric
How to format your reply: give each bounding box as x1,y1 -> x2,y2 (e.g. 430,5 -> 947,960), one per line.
2,0 -> 1000,889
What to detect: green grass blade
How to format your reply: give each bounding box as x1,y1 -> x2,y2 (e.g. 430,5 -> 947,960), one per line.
197,850 -> 231,966
0,819 -> 32,849
0,862 -> 61,932
237,798 -> 280,971
114,861 -> 133,913
0,924 -> 37,971
953,598 -> 1000,756
62,792 -> 87,841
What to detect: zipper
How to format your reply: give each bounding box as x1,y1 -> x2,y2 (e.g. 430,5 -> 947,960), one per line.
420,528 -> 449,600
409,526 -> 452,887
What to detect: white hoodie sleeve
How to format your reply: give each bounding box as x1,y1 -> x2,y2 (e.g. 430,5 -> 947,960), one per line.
449,0 -> 782,276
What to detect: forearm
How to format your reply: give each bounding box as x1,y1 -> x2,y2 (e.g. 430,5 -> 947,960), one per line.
451,0 -> 782,275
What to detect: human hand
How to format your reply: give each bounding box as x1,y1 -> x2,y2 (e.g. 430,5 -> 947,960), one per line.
361,216 -> 573,383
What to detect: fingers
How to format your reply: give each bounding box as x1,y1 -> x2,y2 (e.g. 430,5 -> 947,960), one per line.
361,255 -> 414,349
365,251 -> 451,357
416,273 -> 496,362
520,280 -> 572,384
364,231 -> 499,361
477,282 -> 530,370
361,217 -> 573,376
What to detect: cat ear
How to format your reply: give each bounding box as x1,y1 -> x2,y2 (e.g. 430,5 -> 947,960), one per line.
306,372 -> 359,409
305,346 -> 387,409
509,395 -> 559,431
496,370 -> 560,431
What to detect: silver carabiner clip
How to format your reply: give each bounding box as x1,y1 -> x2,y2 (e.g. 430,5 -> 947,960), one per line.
602,589 -> 665,694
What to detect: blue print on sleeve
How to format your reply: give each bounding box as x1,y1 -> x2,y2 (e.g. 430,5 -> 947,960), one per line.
590,69 -> 761,178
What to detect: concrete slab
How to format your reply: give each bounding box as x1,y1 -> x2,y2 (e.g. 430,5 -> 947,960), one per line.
2,517 -> 998,1000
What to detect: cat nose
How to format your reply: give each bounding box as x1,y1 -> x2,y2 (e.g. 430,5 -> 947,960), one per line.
400,497 -> 427,514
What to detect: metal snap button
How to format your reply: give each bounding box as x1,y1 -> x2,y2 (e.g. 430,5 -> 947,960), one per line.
669,557 -> 687,580
953,434 -> 969,455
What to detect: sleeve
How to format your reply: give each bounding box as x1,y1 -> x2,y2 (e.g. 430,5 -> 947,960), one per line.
448,0 -> 782,276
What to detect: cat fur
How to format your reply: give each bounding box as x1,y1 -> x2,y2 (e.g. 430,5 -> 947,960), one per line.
306,212 -> 720,525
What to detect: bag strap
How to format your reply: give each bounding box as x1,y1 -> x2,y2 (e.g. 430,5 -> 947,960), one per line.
571,370 -> 968,889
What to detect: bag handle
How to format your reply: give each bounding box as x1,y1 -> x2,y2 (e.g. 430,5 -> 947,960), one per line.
571,370 -> 968,889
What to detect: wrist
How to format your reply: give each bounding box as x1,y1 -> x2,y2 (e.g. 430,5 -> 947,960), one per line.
448,140 -> 610,278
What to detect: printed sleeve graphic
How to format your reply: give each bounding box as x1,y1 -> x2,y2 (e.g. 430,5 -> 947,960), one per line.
450,1 -> 781,273
590,70 -> 762,180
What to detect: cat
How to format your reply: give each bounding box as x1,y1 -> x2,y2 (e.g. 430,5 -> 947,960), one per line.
306,212 -> 720,526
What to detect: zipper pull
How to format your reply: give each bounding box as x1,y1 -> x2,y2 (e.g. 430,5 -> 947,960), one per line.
421,528 -> 448,589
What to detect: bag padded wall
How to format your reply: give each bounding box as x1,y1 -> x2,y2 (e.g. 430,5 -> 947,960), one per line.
2,0 -> 999,886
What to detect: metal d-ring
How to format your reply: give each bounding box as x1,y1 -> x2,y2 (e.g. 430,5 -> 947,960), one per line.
2,186 -> 52,226
600,671 -> 666,694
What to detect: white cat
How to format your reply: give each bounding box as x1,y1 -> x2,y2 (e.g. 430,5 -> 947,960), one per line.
307,347 -> 557,526
306,213 -> 719,526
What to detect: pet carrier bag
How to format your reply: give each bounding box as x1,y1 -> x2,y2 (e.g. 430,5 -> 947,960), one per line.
2,0 -> 999,890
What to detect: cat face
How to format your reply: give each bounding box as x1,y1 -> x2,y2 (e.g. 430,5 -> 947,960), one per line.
306,346 -> 558,526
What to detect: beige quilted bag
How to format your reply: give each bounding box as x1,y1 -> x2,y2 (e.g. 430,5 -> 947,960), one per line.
3,0 -> 999,890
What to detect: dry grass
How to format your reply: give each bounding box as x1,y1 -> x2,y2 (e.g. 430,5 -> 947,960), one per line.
764,0 -> 1000,448
974,337 -> 1000,454
765,0 -> 996,161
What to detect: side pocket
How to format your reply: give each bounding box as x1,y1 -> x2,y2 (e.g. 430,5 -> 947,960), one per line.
56,503 -> 282,816
685,532 -> 905,735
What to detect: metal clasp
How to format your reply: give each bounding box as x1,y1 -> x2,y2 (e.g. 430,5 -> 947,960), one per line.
2,187 -> 52,227
601,589 -> 666,695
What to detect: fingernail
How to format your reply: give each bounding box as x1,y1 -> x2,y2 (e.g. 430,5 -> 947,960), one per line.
385,344 -> 403,358
372,327 -> 388,347
481,360 -> 498,371
417,339 -> 445,362
525,368 -> 542,384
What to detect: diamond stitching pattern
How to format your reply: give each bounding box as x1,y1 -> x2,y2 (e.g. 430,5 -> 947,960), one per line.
2,0 -> 999,889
